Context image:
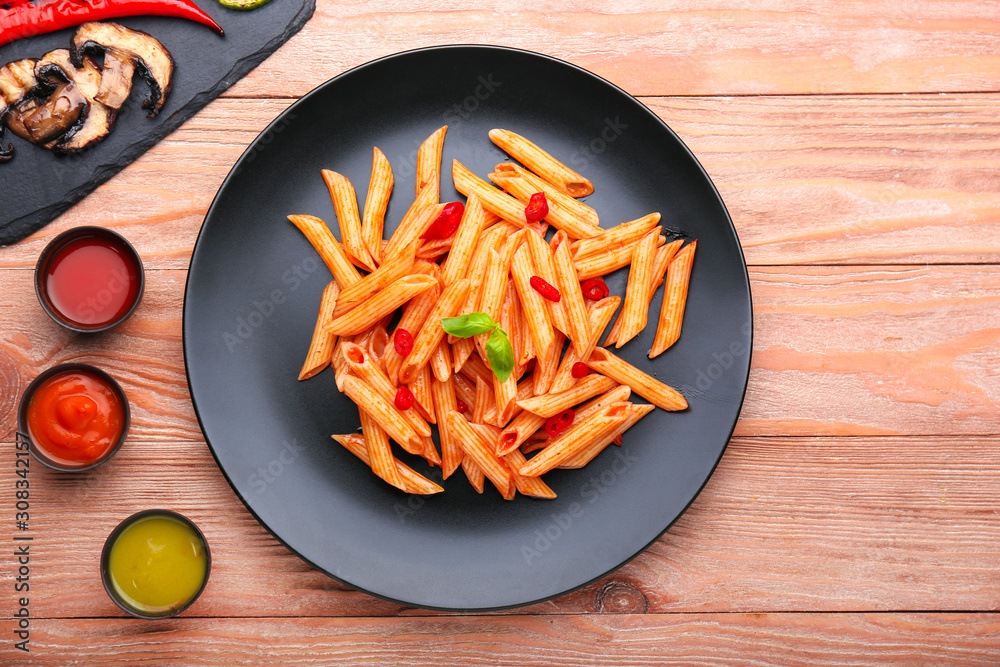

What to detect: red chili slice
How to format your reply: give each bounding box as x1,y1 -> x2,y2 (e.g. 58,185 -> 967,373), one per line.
394,386 -> 415,410
571,362 -> 589,379
456,399 -> 468,414
524,192 -> 548,223
421,201 -> 465,239
529,275 -> 561,302
580,278 -> 610,300
394,328 -> 414,356
544,408 -> 576,438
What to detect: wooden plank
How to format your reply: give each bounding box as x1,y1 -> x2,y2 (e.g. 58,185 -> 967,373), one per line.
4,264 -> 1000,442
738,265 -> 1000,436
649,95 -> 1000,265
224,0 -> 1000,98
2,436 -> 997,619
4,93 -> 997,268
3,613 -> 999,665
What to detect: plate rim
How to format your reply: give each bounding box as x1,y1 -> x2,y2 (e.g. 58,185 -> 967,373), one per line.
182,43 -> 753,611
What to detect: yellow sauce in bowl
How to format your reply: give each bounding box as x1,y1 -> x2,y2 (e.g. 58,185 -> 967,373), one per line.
105,512 -> 209,617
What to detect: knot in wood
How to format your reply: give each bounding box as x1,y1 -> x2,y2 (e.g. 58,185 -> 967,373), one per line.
596,580 -> 648,613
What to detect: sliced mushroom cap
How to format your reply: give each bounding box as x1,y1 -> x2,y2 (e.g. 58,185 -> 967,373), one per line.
71,22 -> 174,118
0,59 -> 41,162
0,58 -> 38,108
96,49 -> 137,110
11,83 -> 87,145
34,49 -> 116,153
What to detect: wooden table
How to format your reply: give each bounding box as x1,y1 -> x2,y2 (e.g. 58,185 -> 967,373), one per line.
3,2 -> 999,663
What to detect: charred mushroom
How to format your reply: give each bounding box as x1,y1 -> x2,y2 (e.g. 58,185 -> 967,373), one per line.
33,49 -> 116,153
0,59 -> 39,162
71,22 -> 174,117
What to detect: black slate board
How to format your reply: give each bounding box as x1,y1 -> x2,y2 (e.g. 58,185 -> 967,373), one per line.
0,0 -> 314,246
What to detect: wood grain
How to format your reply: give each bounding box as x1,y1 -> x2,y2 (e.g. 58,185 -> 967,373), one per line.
2,436 -> 996,619
4,264 -> 1000,442
3,613 -> 999,665
222,0 -> 1000,98
4,93 -> 996,267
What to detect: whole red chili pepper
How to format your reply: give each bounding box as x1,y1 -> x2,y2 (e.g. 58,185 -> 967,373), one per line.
529,275 -> 561,302
580,278 -> 610,300
524,192 -> 548,223
421,201 -> 465,240
0,0 -> 224,48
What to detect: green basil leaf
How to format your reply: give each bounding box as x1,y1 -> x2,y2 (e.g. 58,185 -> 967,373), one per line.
441,312 -> 497,338
486,327 -> 514,383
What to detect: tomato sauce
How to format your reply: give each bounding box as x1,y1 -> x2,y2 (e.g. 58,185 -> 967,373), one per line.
25,370 -> 125,467
43,233 -> 141,328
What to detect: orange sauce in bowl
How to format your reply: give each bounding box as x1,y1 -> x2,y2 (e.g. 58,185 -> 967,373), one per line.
25,369 -> 125,467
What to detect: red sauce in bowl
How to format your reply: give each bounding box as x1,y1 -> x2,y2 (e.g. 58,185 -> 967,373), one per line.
36,227 -> 143,331
25,369 -> 126,467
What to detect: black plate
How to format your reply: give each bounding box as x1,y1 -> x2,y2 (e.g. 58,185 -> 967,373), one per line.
183,45 -> 752,611
0,0 -> 314,245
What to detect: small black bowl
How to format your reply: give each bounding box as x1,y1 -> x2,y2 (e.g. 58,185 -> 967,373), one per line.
35,226 -> 145,333
17,363 -> 130,472
100,510 -> 212,619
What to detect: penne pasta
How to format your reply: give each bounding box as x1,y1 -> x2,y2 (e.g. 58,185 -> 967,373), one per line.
447,410 -> 511,497
616,229 -> 660,347
441,193 -> 488,286
430,339 -> 452,382
298,280 -> 340,381
321,169 -> 377,272
510,245 -> 556,377
517,374 -> 617,418
341,375 -> 423,453
383,192 -> 442,264
325,274 -> 437,336
332,434 -> 443,495
574,233 -> 666,281
361,147 -> 393,265
383,279 -> 441,385
559,403 -> 654,469
550,297 -> 619,393
488,128 -> 594,197
518,403 -> 630,477
398,278 -> 471,384
341,342 -> 432,439
493,162 -> 600,229
649,240 -> 697,358
293,128 -> 701,500
462,457 -> 485,494
359,408 -> 405,490
431,375 -> 463,479
504,449 -> 557,499
550,231 -> 590,356
490,170 -> 601,240
586,348 -> 687,411
525,230 -> 571,337
453,158 -> 543,235
572,213 -> 661,259
604,239 -> 681,347
416,125 -> 447,201
410,363 -> 437,425
287,215 -> 361,288
333,242 -> 418,318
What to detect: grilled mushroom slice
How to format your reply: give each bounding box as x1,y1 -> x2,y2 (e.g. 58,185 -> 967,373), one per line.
7,83 -> 87,145
71,22 -> 174,117
0,59 -> 40,161
34,49 -> 116,153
